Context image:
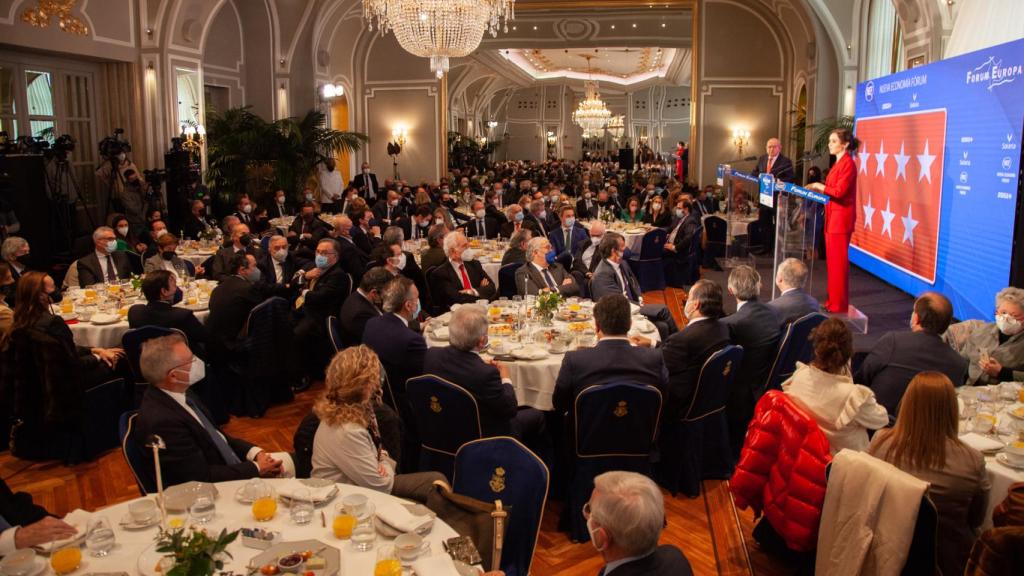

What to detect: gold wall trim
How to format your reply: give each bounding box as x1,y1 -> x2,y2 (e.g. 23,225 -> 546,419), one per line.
515,0 -> 695,10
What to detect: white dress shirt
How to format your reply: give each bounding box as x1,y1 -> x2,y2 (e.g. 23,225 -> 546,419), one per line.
95,250 -> 118,279
271,257 -> 285,284
318,168 -> 344,203
161,388 -> 262,462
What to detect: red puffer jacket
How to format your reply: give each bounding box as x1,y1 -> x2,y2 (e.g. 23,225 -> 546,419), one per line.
730,390 -> 832,551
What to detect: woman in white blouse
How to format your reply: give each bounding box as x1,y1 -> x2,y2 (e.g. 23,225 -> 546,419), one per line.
311,345 -> 443,502
783,317 -> 889,453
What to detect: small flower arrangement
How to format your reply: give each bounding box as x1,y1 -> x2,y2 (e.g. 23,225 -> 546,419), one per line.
129,273 -> 143,292
154,526 -> 239,576
534,289 -> 563,324
599,208 -> 616,224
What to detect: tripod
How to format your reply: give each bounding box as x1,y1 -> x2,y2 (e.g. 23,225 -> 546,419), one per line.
45,156 -> 95,253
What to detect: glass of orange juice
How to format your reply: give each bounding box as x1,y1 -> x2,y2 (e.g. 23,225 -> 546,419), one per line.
84,288 -> 97,299
332,503 -> 356,539
374,546 -> 402,576
250,481 -> 277,522
50,546 -> 82,575
60,300 -> 75,314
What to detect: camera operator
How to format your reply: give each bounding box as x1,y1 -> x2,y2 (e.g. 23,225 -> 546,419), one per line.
119,168 -> 148,235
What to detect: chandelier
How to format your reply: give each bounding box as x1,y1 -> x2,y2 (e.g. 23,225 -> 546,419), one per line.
363,0 -> 515,79
606,115 -> 625,139
21,0 -> 88,35
573,82 -> 612,135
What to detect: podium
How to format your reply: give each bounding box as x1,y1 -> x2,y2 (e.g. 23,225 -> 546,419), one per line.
712,164 -> 760,269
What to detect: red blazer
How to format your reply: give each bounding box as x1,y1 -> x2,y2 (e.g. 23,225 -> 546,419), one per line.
823,152 -> 857,234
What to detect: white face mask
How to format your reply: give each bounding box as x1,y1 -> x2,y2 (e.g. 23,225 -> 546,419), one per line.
586,517 -> 606,553
434,218 -> 444,226
996,313 -> 1023,336
272,249 -> 287,263
173,356 -> 205,387
461,248 -> 477,262
683,300 -> 697,319
117,226 -> 129,237
391,253 -> 407,270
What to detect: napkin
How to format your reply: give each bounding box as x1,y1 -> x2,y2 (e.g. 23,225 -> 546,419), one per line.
960,432 -> 1004,452
411,554 -> 464,576
46,509 -> 90,550
278,479 -> 335,502
376,500 -> 432,533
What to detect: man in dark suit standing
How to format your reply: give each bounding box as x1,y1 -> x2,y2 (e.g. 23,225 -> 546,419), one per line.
429,231 -> 496,312
462,199 -> 499,240
661,279 -> 730,420
76,226 -> 133,287
586,471 -> 693,576
128,270 -> 208,354
135,334 -> 286,486
765,258 -> 820,327
338,267 -> 390,348
0,478 -> 78,555
515,236 -> 580,297
750,137 -> 795,253
591,233 -> 677,340
207,253 -> 264,358
856,292 -> 968,418
350,161 -> 380,203
721,266 -> 780,456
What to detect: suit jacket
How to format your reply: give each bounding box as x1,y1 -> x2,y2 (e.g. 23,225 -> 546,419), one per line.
336,236 -> 370,287
269,202 -> 293,219
766,289 -> 820,327
206,275 -> 264,354
127,301 -> 208,351
372,200 -> 407,226
76,251 -> 133,287
501,246 -> 527,267
0,477 -> 48,528
667,213 -> 700,255
257,252 -> 301,286
524,213 -> 548,237
423,346 -> 518,437
752,153 -> 796,183
143,253 -> 194,276
661,318 -> 730,419
499,218 -> 539,239
571,238 -> 601,278
722,301 -> 781,394
210,245 -> 262,281
602,545 -> 693,576
857,331 -> 969,417
549,225 -> 588,258
515,262 -> 580,297
182,214 -> 212,240
553,338 -> 668,415
429,259 -> 497,311
823,152 -> 857,234
302,262 -> 351,323
233,210 -> 253,226
363,313 -> 426,395
339,290 -> 382,347
575,197 -> 600,220
135,385 -> 258,486
642,210 -> 671,228
419,247 -> 448,273
485,203 -> 508,225
591,259 -> 642,304
351,227 -> 378,255
462,217 -> 499,240
350,172 -> 381,201
288,216 -> 331,251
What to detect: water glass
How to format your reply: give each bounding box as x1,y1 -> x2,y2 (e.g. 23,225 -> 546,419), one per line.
289,487 -> 315,526
85,516 -> 116,557
189,494 -> 216,524
351,502 -> 377,552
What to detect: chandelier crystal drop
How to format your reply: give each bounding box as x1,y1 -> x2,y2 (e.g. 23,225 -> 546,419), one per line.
363,0 -> 515,79
573,80 -> 612,135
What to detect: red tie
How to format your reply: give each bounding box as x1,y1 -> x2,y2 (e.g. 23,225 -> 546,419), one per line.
459,264 -> 472,290
767,156 -> 775,173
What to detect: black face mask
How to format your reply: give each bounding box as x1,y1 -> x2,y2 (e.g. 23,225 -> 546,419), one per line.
161,251 -> 176,261
48,289 -> 62,304
15,254 -> 30,266
238,234 -> 252,247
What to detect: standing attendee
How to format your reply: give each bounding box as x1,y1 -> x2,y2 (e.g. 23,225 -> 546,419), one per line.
350,162 -> 380,202
76,227 -> 133,287
867,372 -> 990,576
318,158 -> 344,214
750,138 -> 796,254
806,129 -> 858,313
661,280 -> 730,420
674,141 -> 688,183
765,258 -> 819,327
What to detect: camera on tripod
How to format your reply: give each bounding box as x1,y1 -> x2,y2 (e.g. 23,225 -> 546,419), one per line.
143,168 -> 166,188
46,134 -> 76,161
98,128 -> 131,163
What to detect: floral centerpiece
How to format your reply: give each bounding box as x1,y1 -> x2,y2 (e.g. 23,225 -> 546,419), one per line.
599,207 -> 617,225
154,526 -> 239,576
129,273 -> 143,292
534,289 -> 563,326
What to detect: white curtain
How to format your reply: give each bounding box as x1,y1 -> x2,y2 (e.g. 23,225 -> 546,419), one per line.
946,0 -> 1024,58
865,0 -> 898,80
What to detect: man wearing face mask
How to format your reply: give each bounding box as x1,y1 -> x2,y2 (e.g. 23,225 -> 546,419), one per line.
338,267 -> 391,348
431,232 -> 496,312
293,239 -> 353,376
575,186 -> 599,220
947,286 -> 1024,385
143,233 -> 202,278
257,235 -> 305,301
571,221 -> 605,288
548,205 -> 587,267
211,223 -> 262,281
350,162 -> 380,203
1,236 -> 31,283
591,233 -> 678,340
76,226 -> 133,287
270,190 -> 293,219
372,190 -> 407,228
288,203 -> 331,254
515,237 -> 579,297
462,199 -> 498,240
135,334 -> 290,486
183,200 -> 214,240
128,270 -> 207,355
525,199 -> 549,238
372,227 -> 426,297
233,196 -> 254,226
317,158 -> 344,214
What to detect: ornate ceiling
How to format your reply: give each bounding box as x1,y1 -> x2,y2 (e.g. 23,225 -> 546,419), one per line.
500,47 -> 679,86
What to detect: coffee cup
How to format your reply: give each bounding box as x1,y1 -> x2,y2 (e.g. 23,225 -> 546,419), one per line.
129,499 -> 158,524
1004,441 -> 1024,465
393,533 -> 424,563
971,413 -> 997,434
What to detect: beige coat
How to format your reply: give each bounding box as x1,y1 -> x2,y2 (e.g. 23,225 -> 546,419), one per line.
815,449 -> 929,576
944,319 -> 1024,385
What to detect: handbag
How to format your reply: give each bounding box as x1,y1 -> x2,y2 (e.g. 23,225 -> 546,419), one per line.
425,479 -> 508,571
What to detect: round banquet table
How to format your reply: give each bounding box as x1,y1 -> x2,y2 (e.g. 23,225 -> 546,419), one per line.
177,249 -> 216,268
61,479 -> 461,575
424,301 -> 661,411
956,384 -> 1024,530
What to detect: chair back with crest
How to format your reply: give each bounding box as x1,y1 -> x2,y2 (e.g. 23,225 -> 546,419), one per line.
406,375 -> 482,479
764,312 -> 826,391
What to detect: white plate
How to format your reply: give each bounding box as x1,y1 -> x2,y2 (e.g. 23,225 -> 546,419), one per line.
137,543 -> 170,576
1007,407 -> 1024,420
625,227 -> 647,234
89,313 -> 121,325
1,554 -> 47,576
432,327 -> 450,341
511,346 -> 548,361
996,452 -> 1024,470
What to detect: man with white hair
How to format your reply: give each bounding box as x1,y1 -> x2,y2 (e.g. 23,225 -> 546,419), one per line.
750,137 -> 794,253
76,226 -> 133,287
571,220 -> 605,286
1,236 -> 30,282
765,257 -> 820,326
723,265 -> 781,456
584,471 -> 693,575
515,236 -> 579,297
430,232 -> 496,312
258,235 -> 304,300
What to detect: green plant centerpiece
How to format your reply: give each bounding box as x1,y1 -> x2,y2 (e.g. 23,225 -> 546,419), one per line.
129,273 -> 143,292
534,289 -> 563,326
154,526 -> 239,576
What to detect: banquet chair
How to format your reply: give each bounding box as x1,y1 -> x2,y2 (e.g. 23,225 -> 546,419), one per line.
327,316 -> 344,353
406,375 -> 482,480
498,262 -> 523,299
199,256 -> 215,280
627,228 -> 667,292
665,225 -> 704,288
746,220 -> 765,255
659,345 -> 744,497
703,215 -> 727,270
236,296 -> 294,418
122,326 -> 185,402
119,411 -> 156,494
763,312 -> 827,392
453,437 -> 549,576
260,235 -> 271,252
423,265 -> 445,315
565,382 -> 662,542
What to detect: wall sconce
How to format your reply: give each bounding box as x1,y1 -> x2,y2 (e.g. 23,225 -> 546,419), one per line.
391,125 -> 408,147
478,137 -> 488,147
546,131 -> 557,145
322,83 -> 343,100
487,120 -> 498,129
179,123 -> 206,158
732,127 -> 751,156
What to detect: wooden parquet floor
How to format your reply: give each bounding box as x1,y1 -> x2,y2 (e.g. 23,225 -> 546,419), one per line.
0,287 -> 790,575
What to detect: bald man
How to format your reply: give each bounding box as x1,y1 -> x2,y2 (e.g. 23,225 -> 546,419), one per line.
750,137 -> 795,254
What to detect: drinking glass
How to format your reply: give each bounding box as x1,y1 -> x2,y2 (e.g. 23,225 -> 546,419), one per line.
250,481 -> 277,522
351,502 -> 377,551
332,503 -> 356,540
373,546 -> 402,576
189,493 -> 216,524
289,487 -> 315,526
85,516 -> 116,557
50,546 -> 81,575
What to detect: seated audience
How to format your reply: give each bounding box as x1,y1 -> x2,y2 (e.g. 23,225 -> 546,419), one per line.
76,227 -> 133,287
515,236 -> 580,297
144,233 -> 203,277
501,228 -> 532,267
211,223 -> 261,281
575,188 -> 599,220
135,334 -> 286,485
642,196 -> 671,228
270,190 -> 293,219
663,198 -> 700,261
462,199 -> 498,240
288,203 -> 331,252
783,318 -> 888,453
584,471 -> 694,576
857,292 -> 968,418
327,214 -> 370,287
350,208 -> 381,255
406,205 -> 433,241
0,477 -> 78,556
363,277 -> 426,399
765,258 -> 819,326
206,253 -> 264,357
183,200 -> 213,240
430,232 -> 496,311
311,346 -> 443,502
1,236 -> 30,282
620,195 -> 645,224
947,287 -> 1024,385
338,267 -> 390,348
258,235 -> 304,300
500,204 -> 538,239
295,239 -> 352,375
419,224 -> 449,272
110,213 -> 146,254
548,205 -> 587,262
571,221 -> 605,284
128,270 -> 207,353
867,372 -> 990,576
591,232 -> 677,340
371,227 -> 425,297
661,280 -> 730,419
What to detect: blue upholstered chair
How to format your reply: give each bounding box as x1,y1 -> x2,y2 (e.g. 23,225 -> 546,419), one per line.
665,225 -> 704,288
498,262 -> 523,299
327,316 -> 344,353
119,410 -> 156,495
453,437 -> 549,576
235,297 -> 294,417
122,326 -> 184,386
764,312 -> 827,392
566,382 -> 662,542
627,228 -> 667,292
703,215 -> 727,269
406,375 -> 482,480
660,345 -> 745,497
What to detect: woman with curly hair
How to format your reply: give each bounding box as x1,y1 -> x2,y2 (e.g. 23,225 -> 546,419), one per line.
310,346 -> 444,502
782,317 -> 888,453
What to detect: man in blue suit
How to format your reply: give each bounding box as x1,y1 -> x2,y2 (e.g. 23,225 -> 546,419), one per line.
548,204 -> 588,267
765,258 -> 820,327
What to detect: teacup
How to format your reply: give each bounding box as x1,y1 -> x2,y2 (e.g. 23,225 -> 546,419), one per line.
549,341 -> 567,354
998,382 -> 1020,401
971,413 -> 997,434
0,549 -> 37,576
129,499 -> 158,524
393,533 -> 424,563
1004,441 -> 1024,465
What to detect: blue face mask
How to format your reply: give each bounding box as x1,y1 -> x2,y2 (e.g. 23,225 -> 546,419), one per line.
413,299 -> 422,318
315,254 -> 330,269
564,217 -> 576,228
514,211 -> 525,222
545,250 -> 557,264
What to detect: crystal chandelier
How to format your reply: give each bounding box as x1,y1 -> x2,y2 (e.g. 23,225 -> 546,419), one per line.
21,0 -> 88,35
606,115 -> 625,139
363,0 -> 515,79
573,82 -> 612,135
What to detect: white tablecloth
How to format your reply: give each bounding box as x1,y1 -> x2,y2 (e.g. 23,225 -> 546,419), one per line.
581,221 -> 649,253
424,305 -> 660,411
63,479 -> 460,575
69,308 -> 210,348
178,250 -> 216,267
957,385 -> 1024,529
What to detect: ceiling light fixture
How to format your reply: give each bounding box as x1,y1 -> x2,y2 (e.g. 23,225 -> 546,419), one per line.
572,55 -> 612,135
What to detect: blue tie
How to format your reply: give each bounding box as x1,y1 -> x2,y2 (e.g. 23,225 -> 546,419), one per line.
0,513 -> 11,531
186,396 -> 242,465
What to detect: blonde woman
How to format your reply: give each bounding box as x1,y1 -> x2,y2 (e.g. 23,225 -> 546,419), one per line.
311,346 -> 444,502
867,372 -> 990,576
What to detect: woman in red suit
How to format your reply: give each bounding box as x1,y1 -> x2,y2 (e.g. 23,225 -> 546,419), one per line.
675,141 -> 687,183
806,128 -> 859,313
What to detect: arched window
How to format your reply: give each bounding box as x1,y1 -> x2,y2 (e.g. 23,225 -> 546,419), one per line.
865,0 -> 905,79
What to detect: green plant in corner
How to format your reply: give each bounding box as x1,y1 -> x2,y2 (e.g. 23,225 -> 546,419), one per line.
154,526 -> 239,576
808,115 -> 855,155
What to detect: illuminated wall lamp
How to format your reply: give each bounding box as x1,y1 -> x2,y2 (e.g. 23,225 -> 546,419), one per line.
322,83 -> 343,99
391,125 -> 408,147
732,127 -> 751,156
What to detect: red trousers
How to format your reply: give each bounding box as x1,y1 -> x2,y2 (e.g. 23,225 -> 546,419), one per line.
825,231 -> 852,313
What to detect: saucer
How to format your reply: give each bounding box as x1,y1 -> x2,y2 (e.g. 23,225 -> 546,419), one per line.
995,452 -> 1024,470
119,513 -> 160,530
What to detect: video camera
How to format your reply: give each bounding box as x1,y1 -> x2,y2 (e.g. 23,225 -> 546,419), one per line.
143,168 -> 166,189
98,128 -> 131,163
